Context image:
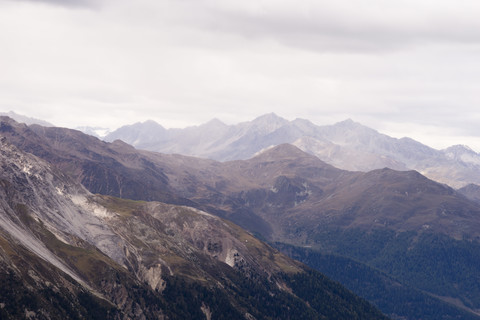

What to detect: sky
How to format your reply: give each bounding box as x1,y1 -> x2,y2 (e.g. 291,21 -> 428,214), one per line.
1,0 -> 480,151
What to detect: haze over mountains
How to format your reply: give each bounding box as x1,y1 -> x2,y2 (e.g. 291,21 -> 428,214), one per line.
5,110 -> 480,189
4,115 -> 480,320
0,111 -> 53,127
0,117 -> 391,319
3,114 -> 480,319
103,113 -> 480,189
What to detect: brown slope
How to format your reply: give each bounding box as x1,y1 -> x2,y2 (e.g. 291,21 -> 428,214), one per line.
0,116 -> 191,205
0,131 -> 389,320
458,183 -> 480,204
219,143 -> 347,189
219,146 -> 480,242
0,117 -> 274,236
0,229 -> 123,319
281,168 -> 480,241
179,144 -> 480,243
4,117 -> 480,243
10,120 -> 479,320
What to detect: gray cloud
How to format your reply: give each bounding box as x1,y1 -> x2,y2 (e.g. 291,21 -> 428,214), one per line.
12,0 -> 97,8
157,0 -> 480,53
1,0 -> 480,151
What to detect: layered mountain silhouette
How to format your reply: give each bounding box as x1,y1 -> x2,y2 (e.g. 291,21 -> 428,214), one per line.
0,119 -> 389,319
459,183 -> 480,204
4,115 -> 480,319
104,113 -> 480,188
0,111 -> 54,127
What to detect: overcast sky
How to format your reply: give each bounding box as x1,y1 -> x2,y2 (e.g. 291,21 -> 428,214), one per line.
1,0 -> 480,151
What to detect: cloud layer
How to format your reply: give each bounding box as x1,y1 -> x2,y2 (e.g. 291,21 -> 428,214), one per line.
1,0 -> 480,150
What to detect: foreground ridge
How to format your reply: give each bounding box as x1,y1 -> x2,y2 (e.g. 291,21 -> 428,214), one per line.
0,132 -> 388,319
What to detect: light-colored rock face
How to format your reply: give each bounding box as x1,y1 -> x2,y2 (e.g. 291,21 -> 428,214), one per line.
118,201 -> 295,280
138,264 -> 166,292
0,139 -> 127,265
0,140 -> 129,286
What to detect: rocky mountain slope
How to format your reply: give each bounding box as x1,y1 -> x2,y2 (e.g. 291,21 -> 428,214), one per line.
458,183 -> 480,204
0,116 -> 193,205
0,127 -> 388,318
103,113 -> 480,188
5,116 -> 480,319
5,115 -> 480,244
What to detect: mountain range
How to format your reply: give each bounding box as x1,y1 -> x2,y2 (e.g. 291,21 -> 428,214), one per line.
3,114 -> 480,319
103,113 -> 480,189
0,119 -> 388,319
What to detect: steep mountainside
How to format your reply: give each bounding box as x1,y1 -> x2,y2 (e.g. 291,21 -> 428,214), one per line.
458,183 -> 480,204
5,116 -> 480,319
0,133 -> 388,319
5,115 -> 480,244
0,117 -> 193,205
205,144 -> 480,242
103,113 -> 480,188
275,243 -> 480,320
0,117 -> 275,236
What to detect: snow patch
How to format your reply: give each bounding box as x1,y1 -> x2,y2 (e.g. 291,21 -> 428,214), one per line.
461,153 -> 480,165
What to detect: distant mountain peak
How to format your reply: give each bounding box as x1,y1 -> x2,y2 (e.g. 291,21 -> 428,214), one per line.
143,119 -> 159,124
333,118 -> 363,129
98,113 -> 480,189
443,144 -> 480,166
256,112 -> 282,119
0,111 -> 54,127
335,118 -> 355,125
245,113 -> 290,134
201,118 -> 227,128
253,143 -> 317,161
138,119 -> 164,128
292,117 -> 314,124
444,144 -> 477,154
251,112 -> 288,124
